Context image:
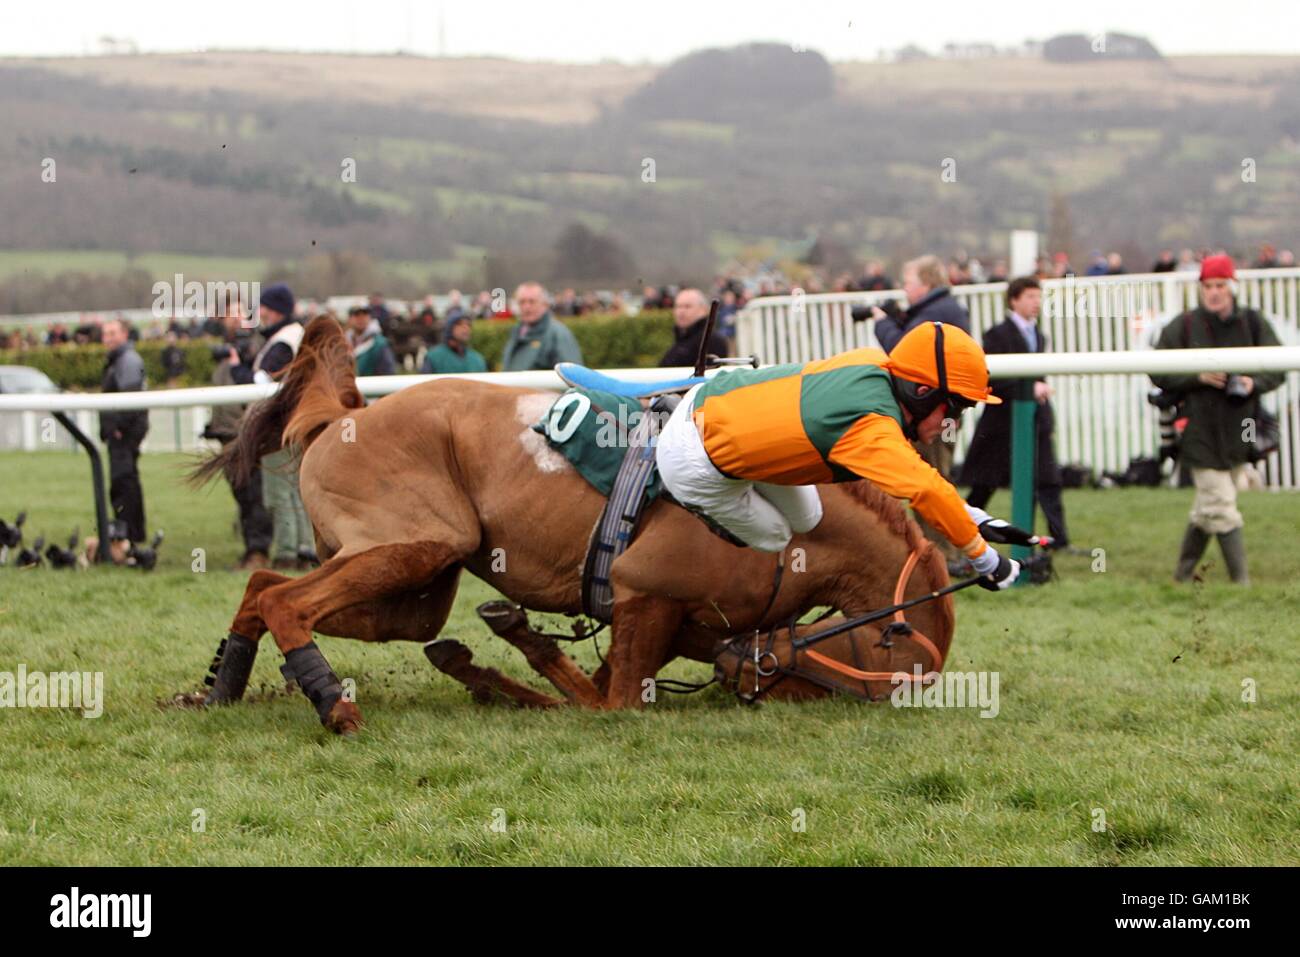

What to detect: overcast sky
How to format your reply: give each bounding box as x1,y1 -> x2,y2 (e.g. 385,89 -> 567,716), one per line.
3,0 -> 1297,60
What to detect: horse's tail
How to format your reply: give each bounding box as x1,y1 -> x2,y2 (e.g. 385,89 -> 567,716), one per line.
189,316 -> 363,489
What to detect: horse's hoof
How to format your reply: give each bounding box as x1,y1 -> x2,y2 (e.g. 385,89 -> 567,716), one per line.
424,638 -> 472,670
476,600 -> 527,636
324,699 -> 363,735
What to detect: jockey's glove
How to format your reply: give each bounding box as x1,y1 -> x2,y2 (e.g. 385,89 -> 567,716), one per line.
964,504 -> 1044,548
971,547 -> 1021,591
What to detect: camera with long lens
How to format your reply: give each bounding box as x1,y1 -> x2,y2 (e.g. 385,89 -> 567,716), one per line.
1146,387 -> 1182,411
210,330 -> 253,364
851,299 -> 903,323
1147,389 -> 1183,461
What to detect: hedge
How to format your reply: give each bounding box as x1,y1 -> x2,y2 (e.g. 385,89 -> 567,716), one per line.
470,311 -> 675,371
0,340 -> 219,391
0,311 -> 677,391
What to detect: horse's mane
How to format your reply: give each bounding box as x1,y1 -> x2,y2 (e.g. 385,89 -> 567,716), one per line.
839,480 -> 927,550
837,480 -> 956,650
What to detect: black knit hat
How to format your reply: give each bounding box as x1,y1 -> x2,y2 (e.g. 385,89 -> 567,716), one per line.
260,283 -> 296,319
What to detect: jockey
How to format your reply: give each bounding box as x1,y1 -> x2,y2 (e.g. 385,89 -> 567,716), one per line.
656,320 -> 1029,591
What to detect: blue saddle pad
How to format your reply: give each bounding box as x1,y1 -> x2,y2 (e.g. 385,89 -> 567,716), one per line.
555,363 -> 708,399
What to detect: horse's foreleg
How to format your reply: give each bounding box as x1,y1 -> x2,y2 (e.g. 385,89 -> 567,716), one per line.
476,601 -> 604,708
424,640 -> 564,708
604,595 -> 683,709
258,541 -> 467,733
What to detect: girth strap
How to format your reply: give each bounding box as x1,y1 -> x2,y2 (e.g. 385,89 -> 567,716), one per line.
581,398 -> 668,622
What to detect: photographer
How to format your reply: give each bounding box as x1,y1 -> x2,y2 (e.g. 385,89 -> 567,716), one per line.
205,300 -> 271,570
1150,255 -> 1284,584
868,254 -> 971,354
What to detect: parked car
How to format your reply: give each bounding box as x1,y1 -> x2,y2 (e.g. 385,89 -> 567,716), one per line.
0,365 -> 62,450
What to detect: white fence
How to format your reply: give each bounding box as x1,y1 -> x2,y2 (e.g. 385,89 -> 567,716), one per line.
6,350 -> 1300,500
738,268 -> 1300,490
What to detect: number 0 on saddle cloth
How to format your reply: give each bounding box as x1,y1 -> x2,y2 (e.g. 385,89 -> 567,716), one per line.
532,386 -> 666,500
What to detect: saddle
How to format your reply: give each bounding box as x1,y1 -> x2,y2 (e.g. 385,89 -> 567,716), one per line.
542,364 -> 708,622
554,362 -> 709,399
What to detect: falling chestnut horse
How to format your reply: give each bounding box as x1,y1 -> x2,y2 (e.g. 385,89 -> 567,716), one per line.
191,317 -> 954,732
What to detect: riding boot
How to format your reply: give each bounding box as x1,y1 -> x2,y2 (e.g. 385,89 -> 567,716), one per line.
1174,524 -> 1210,582
1216,527 -> 1250,585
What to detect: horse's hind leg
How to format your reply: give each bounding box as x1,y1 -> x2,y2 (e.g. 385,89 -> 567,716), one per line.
204,570 -> 292,706
257,541 -> 467,733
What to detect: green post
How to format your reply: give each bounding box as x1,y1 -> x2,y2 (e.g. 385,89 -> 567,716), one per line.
1009,391 -> 1037,585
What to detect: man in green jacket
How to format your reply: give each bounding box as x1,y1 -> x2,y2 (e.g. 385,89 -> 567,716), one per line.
501,282 -> 583,372
422,315 -> 487,374
346,305 -> 397,376
1150,255 -> 1284,584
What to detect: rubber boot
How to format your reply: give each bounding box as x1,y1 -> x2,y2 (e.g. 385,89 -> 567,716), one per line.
1216,527 -> 1250,585
1174,524 -> 1210,582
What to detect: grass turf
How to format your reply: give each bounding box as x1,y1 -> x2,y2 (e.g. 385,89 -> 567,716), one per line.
0,451 -> 1296,865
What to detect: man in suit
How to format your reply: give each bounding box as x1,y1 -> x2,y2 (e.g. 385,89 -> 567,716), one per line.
961,275 -> 1070,549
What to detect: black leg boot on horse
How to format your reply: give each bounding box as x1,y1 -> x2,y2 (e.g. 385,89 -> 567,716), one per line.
204,569 -> 293,706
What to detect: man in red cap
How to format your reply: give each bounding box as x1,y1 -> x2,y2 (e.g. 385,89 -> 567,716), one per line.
1150,254 -> 1284,584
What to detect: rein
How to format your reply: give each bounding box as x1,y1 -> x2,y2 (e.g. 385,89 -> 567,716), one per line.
723,548 -> 978,701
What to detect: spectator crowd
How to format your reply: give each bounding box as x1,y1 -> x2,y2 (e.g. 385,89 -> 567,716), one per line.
2,240 -> 1295,366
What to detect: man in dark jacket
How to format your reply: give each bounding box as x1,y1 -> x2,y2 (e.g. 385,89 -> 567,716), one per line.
160,331 -> 187,386
961,276 -> 1069,548
871,254 -> 971,354
660,288 -> 729,367
1150,255 -> 1284,584
99,318 -> 149,543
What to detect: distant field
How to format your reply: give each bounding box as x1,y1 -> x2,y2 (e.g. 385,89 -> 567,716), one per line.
835,55 -> 1300,109
0,452 -> 1296,865
0,248 -> 488,299
0,250 -> 270,284
4,52 -> 659,125
9,52 -> 1297,124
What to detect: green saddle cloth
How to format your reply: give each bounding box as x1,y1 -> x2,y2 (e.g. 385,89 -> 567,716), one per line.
533,387 -> 664,500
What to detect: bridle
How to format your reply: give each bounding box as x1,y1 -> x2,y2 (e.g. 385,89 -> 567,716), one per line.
717,547 -> 981,703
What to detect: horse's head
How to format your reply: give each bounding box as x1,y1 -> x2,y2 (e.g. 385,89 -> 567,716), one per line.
714,613 -> 946,703
713,480 -> 956,703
